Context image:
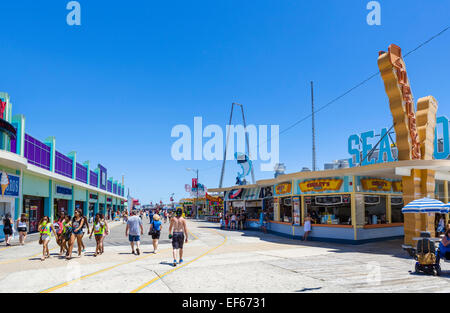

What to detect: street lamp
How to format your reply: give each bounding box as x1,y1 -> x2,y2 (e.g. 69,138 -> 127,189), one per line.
186,168 -> 199,219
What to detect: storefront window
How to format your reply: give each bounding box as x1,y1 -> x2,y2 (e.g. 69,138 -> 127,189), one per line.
364,195 -> 387,225
245,201 -> 262,219
279,197 -> 292,223
263,198 -> 274,221
305,195 -> 351,225
391,196 -> 404,223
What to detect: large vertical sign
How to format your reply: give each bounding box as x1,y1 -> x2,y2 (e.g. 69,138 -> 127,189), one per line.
98,164 -> 107,190
378,44 -> 438,245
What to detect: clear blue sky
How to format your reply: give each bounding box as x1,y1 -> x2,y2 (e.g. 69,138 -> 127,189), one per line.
0,0 -> 449,204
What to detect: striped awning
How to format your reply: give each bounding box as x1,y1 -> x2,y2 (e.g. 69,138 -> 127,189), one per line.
243,187 -> 260,200
402,197 -> 448,214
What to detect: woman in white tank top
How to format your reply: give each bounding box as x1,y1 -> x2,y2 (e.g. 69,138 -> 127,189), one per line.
303,214 -> 312,241
16,213 -> 28,245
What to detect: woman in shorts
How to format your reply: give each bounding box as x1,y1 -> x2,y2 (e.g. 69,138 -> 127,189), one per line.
66,210 -> 85,260
149,214 -> 162,253
61,215 -> 72,256
16,213 -> 28,245
80,215 -> 90,253
38,216 -> 57,261
90,213 -> 106,256
3,213 -> 13,246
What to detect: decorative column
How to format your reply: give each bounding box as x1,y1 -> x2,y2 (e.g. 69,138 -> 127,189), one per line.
445,181 -> 449,228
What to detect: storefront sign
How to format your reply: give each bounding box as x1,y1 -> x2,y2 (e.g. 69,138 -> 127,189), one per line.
89,193 -> 98,200
298,179 -> 343,193
360,178 -> 392,192
107,197 -> 112,202
56,185 -> 72,196
275,182 -> 292,196
0,172 -> 20,198
227,189 -> 243,200
259,186 -> 273,198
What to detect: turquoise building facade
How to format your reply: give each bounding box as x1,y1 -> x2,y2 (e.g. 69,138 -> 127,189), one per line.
0,92 -> 127,239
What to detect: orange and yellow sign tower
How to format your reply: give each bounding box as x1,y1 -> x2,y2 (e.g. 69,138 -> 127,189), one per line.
378,44 -> 438,245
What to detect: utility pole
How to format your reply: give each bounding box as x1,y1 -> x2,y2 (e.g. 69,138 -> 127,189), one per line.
311,82 -> 316,172
196,169 -> 199,219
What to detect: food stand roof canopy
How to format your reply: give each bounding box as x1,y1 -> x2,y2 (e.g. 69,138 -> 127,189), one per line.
208,159 -> 450,192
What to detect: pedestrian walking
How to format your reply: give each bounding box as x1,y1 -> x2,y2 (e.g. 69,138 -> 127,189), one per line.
303,214 -> 312,241
99,213 -> 108,254
3,213 -> 13,246
260,210 -> 268,234
61,215 -> 72,257
53,214 -> 64,255
66,210 -> 85,260
149,214 -> 162,253
80,215 -> 90,253
231,213 -> 237,230
90,213 -> 107,256
16,213 -> 28,245
126,210 -> 143,255
38,216 -> 57,261
149,210 -> 154,224
168,208 -> 188,266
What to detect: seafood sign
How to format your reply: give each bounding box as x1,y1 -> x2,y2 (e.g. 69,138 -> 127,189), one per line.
378,44 -> 421,161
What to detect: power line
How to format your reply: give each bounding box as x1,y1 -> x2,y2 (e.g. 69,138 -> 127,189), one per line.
271,25 -> 449,143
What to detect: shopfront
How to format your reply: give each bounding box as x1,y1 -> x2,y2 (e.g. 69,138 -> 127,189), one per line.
22,173 -> 49,233
98,194 -> 106,215
23,196 -> 44,233
88,193 -> 98,219
106,197 -> 112,219
274,181 -> 293,223
242,187 -> 261,219
53,184 -> 72,218
0,171 -> 20,239
210,162 -> 419,244
224,188 -> 244,215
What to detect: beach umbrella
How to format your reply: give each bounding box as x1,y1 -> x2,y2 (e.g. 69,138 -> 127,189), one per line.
402,197 -> 446,213
441,203 -> 450,214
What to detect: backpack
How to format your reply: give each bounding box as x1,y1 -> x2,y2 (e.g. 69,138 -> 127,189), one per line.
417,238 -> 436,265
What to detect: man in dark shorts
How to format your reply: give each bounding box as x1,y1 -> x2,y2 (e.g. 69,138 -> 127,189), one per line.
169,208 -> 188,266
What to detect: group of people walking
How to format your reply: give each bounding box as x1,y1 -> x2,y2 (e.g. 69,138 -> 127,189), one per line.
3,208 -> 189,268
37,209 -> 109,261
2,213 -> 29,246
125,208 -> 188,266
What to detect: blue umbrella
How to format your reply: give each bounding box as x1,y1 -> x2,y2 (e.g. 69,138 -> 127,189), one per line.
442,203 -> 450,214
402,197 -> 446,213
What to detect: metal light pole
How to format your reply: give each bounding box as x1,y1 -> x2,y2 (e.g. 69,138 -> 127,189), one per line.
187,168 -> 199,219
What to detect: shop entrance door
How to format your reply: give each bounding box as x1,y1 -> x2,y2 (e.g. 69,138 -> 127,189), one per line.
24,197 -> 44,233
0,202 -> 12,241
54,199 -> 69,219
